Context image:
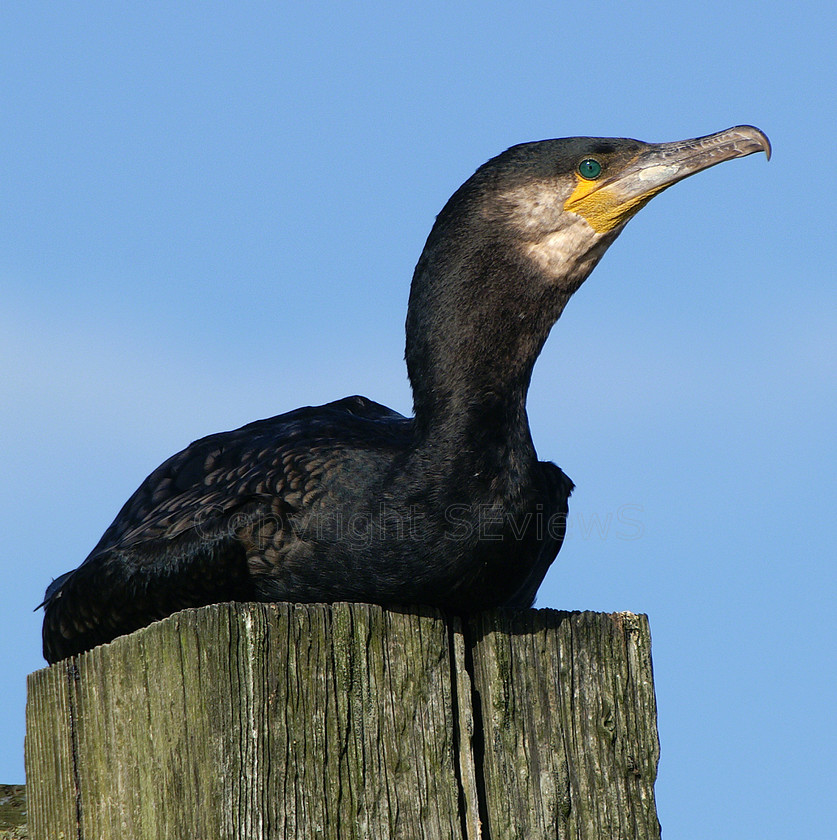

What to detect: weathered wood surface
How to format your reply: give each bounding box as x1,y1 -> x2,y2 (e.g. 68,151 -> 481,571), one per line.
26,604 -> 660,840
0,784 -> 28,839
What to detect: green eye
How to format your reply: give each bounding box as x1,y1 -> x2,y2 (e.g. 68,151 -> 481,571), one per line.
577,158 -> 603,180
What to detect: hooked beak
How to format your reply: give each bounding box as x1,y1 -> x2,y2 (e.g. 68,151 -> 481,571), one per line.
566,125 -> 771,233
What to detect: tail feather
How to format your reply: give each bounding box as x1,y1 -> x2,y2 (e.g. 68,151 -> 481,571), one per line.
42,535 -> 253,663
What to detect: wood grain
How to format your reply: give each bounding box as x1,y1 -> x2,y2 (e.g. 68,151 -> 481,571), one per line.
26,604 -> 660,839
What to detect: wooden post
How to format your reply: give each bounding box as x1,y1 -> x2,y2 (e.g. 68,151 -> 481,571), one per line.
0,784 -> 27,839
25,603 -> 660,839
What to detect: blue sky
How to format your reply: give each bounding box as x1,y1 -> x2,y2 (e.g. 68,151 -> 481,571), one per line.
1,3 -> 834,837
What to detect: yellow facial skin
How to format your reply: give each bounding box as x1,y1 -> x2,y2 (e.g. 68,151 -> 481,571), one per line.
563,173 -> 667,234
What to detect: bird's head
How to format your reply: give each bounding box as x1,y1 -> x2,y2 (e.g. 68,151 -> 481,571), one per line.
407,126 -> 770,419
455,125 -> 771,291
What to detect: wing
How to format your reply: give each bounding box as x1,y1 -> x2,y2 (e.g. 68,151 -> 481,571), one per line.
42,396 -> 409,662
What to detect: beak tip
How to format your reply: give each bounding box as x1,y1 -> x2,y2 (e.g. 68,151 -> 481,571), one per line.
737,124 -> 771,161
758,134 -> 772,162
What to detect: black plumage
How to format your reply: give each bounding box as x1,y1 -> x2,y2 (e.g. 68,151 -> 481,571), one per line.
42,126 -> 769,663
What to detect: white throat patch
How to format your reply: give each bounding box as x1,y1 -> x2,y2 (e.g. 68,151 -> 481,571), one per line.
496,181 -> 617,284
525,214 -> 612,281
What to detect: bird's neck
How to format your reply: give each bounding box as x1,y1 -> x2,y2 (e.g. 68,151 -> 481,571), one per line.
402,186 -> 620,487
405,245 -> 570,483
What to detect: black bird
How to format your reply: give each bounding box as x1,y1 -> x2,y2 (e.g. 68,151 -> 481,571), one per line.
42,126 -> 770,663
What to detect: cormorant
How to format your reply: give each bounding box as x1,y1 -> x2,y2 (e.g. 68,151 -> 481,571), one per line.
41,126 -> 770,663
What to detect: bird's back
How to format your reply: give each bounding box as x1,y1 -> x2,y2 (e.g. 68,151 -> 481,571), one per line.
41,395 -> 411,662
